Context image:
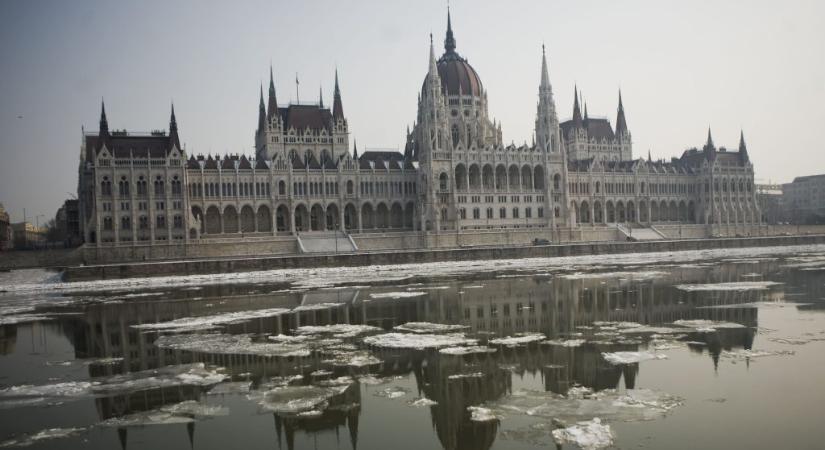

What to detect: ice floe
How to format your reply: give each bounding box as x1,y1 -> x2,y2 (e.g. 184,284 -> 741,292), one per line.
0,427 -> 84,448
439,346 -> 497,355
488,333 -> 545,346
408,397 -> 438,407
483,387 -> 682,423
720,349 -> 796,360
368,291 -> 427,300
560,271 -> 667,280
363,332 -> 476,349
133,307 -> 290,333
0,364 -> 225,408
295,324 -> 381,338
552,418 -> 613,450
260,383 -> 352,415
394,322 -> 468,334
673,319 -> 746,331
602,351 -> 668,365
154,333 -> 311,357
373,386 -> 409,399
467,406 -> 498,422
675,281 -> 782,291
100,400 -> 228,427
447,372 -> 484,380
543,339 -> 586,347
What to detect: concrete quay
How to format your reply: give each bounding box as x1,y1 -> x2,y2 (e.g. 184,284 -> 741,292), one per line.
61,234 -> 825,282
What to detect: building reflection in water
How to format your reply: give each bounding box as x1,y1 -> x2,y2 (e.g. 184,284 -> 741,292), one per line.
26,258 -> 791,450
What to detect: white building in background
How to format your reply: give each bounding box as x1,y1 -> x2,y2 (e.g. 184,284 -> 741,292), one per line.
77,10 -> 760,251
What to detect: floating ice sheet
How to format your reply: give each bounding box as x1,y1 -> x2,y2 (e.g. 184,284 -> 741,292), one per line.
154,333 -> 310,357
295,324 -> 382,338
543,339 -> 586,347
483,387 -> 682,423
675,281 -> 782,291
552,418 -> 613,450
439,346 -> 497,355
100,400 -> 228,427
0,363 -> 225,408
488,333 -> 545,346
0,427 -> 84,448
260,384 -> 351,415
394,322 -> 468,334
373,386 -> 409,399
408,397 -> 438,407
363,332 -> 476,349
560,271 -> 667,280
720,349 -> 796,360
673,319 -> 746,330
467,406 -> 498,422
602,351 -> 668,365
368,291 -> 427,300
133,307 -> 290,333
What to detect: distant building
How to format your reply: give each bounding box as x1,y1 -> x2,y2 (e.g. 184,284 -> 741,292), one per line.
0,203 -> 11,250
756,184 -> 785,224
11,222 -> 47,250
55,199 -> 82,246
783,175 -> 825,224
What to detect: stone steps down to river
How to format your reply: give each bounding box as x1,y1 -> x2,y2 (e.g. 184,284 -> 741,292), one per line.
616,224 -> 666,241
296,232 -> 358,253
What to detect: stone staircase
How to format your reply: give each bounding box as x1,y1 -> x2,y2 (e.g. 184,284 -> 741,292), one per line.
296,231 -> 358,253
616,223 -> 666,241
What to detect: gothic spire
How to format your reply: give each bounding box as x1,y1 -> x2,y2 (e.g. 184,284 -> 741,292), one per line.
267,66 -> 278,120
99,99 -> 109,136
428,33 -> 438,77
739,129 -> 749,162
169,103 -> 180,149
648,149 -> 652,162
616,89 -> 628,137
333,69 -> 344,119
444,6 -> 456,53
352,139 -> 358,160
540,44 -> 550,89
257,84 -> 266,135
705,127 -> 714,149
572,85 -> 583,128
319,85 -> 324,108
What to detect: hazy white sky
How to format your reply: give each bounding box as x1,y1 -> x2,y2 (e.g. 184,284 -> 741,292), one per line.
1,0 -> 823,222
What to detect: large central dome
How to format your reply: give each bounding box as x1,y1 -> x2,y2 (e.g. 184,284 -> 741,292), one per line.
423,11 -> 484,97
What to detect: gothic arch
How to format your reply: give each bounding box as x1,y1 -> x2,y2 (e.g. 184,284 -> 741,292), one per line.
223,205 -> 239,233
533,166 -> 545,190
240,205 -> 255,232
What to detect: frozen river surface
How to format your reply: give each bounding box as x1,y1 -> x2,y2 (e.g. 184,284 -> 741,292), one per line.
1,245 -> 825,449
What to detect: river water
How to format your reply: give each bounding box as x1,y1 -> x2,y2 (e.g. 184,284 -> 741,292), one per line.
0,245 -> 824,450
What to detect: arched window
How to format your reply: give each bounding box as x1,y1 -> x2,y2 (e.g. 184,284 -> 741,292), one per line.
451,125 -> 460,147
154,176 -> 165,196
101,177 -> 112,196
553,174 -> 561,190
439,173 -> 449,192
347,180 -> 354,195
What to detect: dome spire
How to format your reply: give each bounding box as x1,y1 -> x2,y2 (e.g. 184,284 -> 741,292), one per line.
444,5 -> 456,53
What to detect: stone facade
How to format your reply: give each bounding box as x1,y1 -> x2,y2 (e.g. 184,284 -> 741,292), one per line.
783,174 -> 825,224
76,11 -> 761,257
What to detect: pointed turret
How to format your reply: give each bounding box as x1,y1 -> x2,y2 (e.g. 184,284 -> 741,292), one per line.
333,69 -> 344,119
267,66 -> 278,121
99,100 -> 109,137
703,127 -> 716,160
583,101 -> 589,124
572,85 -> 583,129
648,149 -> 652,162
616,90 -> 628,137
428,33 -> 439,80
444,6 -> 456,54
169,103 -> 180,150
739,129 -> 749,162
257,84 -> 266,135
319,85 -> 324,108
540,44 -> 551,90
352,139 -> 358,160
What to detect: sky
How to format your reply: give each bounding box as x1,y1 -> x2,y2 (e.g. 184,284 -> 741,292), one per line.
1,0 -> 823,223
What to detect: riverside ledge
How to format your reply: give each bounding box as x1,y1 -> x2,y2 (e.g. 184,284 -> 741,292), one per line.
61,234 -> 825,282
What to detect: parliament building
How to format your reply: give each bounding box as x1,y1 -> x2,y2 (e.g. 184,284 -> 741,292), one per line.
77,11 -> 761,260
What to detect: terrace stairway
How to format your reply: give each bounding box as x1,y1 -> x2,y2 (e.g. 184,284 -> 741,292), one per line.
296,231 -> 358,253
